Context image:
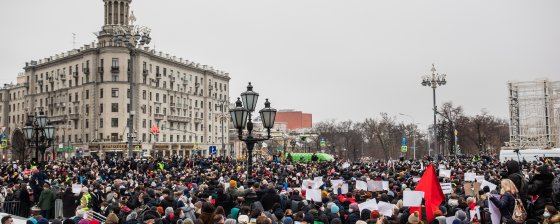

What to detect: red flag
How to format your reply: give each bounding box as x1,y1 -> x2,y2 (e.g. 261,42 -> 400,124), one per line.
415,163 -> 444,222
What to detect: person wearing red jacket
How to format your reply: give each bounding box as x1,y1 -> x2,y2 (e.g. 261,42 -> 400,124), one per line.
336,183 -> 356,204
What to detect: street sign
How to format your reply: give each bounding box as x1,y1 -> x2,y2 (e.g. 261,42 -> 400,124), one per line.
134,145 -> 141,151
401,135 -> 406,146
209,146 -> 217,155
0,139 -> 7,149
401,145 -> 408,152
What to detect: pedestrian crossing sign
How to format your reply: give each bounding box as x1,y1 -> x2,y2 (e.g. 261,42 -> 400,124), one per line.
401,145 -> 408,152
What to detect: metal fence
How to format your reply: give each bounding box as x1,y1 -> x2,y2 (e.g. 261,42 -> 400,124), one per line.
1,201 -> 21,216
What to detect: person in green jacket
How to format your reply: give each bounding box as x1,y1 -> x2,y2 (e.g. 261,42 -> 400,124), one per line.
38,182 -> 55,219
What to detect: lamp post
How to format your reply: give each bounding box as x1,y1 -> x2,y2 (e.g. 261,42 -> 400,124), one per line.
399,113 -> 417,160
23,109 -> 55,163
112,21 -> 151,159
421,64 -> 447,157
230,82 -> 277,180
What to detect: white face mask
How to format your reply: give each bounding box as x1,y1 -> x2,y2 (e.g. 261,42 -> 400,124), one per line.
543,212 -> 550,218
349,209 -> 353,213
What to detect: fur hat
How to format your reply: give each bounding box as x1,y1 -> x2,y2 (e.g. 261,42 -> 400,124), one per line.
408,211 -> 420,224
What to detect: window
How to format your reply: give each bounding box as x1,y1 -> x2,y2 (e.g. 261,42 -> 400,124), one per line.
127,89 -> 130,98
111,118 -> 118,127
100,118 -> 103,128
100,88 -> 104,98
127,104 -> 130,112
111,133 -> 118,142
142,133 -> 146,142
100,103 -> 104,113
142,90 -> 146,100
142,105 -> 146,114
112,73 -> 119,81
85,119 -> 89,128
112,58 -> 118,67
170,135 -> 173,142
156,93 -> 159,101
142,119 -> 146,128
111,103 -> 118,112
111,88 -> 119,97
163,95 -> 166,103
85,90 -> 89,99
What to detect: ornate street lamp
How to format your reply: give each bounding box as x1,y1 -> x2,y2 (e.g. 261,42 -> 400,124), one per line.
23,110 -> 55,163
230,82 -> 277,180
112,17 -> 151,159
421,64 -> 447,157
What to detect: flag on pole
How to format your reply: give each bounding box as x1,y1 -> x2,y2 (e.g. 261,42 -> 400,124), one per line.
415,163 -> 444,222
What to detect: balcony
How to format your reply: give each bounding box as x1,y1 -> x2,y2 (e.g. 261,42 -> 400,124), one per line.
177,103 -> 183,108
69,113 -> 80,120
170,103 -> 176,107
194,117 -> 203,123
60,74 -> 66,80
72,71 -> 78,78
98,66 -> 104,73
83,67 -> 90,74
143,69 -> 148,76
170,76 -> 176,81
156,73 -> 162,79
168,115 -> 189,123
154,113 -> 165,120
111,66 -> 119,73
38,80 -> 43,86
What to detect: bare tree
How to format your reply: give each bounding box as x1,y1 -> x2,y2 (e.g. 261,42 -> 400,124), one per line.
11,129 -> 29,161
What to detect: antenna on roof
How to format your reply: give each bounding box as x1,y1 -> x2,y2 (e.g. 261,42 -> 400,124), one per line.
72,33 -> 76,49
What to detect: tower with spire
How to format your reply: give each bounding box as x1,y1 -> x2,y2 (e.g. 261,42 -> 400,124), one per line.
98,0 -> 133,46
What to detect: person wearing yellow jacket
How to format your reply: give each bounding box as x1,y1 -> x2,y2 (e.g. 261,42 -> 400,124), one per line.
78,187 -> 92,211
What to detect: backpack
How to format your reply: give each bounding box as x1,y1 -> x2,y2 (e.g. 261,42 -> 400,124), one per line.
512,195 -> 527,223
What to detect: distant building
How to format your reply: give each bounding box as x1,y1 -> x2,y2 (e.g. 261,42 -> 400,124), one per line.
505,79 -> 560,149
275,110 -> 312,130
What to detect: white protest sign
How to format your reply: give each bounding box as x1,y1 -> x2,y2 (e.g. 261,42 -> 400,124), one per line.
341,183 -> 349,194
489,194 -> 501,224
356,180 -> 368,191
367,180 -> 384,191
480,180 -> 497,192
342,162 -> 350,169
403,191 -> 424,207
439,169 -> 451,178
72,184 -> 83,194
464,172 -> 476,182
358,199 -> 378,212
438,164 -> 446,170
412,177 -> 421,183
475,175 -> 485,183
440,183 -> 452,194
302,179 -> 319,190
305,189 -> 322,202
330,179 -> 344,188
377,201 -> 394,217
382,181 -> 389,191
314,176 -> 323,183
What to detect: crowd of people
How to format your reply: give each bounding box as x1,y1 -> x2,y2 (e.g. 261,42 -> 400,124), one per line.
0,154 -> 559,224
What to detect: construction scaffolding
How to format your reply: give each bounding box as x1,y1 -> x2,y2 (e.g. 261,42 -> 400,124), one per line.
506,79 -> 560,149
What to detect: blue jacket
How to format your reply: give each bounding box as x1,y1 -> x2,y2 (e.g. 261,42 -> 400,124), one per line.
490,192 -> 516,220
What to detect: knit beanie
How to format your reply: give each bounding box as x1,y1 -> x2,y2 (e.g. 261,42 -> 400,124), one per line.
455,210 -> 467,221
230,180 -> 237,188
349,203 -> 359,212
330,205 -> 339,214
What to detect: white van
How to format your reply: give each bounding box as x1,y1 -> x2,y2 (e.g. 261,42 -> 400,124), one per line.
499,148 -> 560,162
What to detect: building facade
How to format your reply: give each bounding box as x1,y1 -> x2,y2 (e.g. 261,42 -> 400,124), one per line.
0,0 -> 231,159
275,110 -> 312,130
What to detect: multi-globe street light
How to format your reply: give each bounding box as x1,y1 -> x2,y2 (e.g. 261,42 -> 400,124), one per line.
23,109 -> 55,163
421,64 -> 447,157
112,21 -> 151,159
230,82 -> 277,180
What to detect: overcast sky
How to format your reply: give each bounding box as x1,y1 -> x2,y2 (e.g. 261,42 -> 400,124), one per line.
1,0 -> 558,129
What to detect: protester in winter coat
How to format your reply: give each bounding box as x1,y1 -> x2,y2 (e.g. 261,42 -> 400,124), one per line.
260,185 -> 281,212
346,203 -> 360,224
62,187 -> 78,218
505,160 -> 527,203
490,179 -> 518,222
38,183 -> 55,219
528,165 -> 554,219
